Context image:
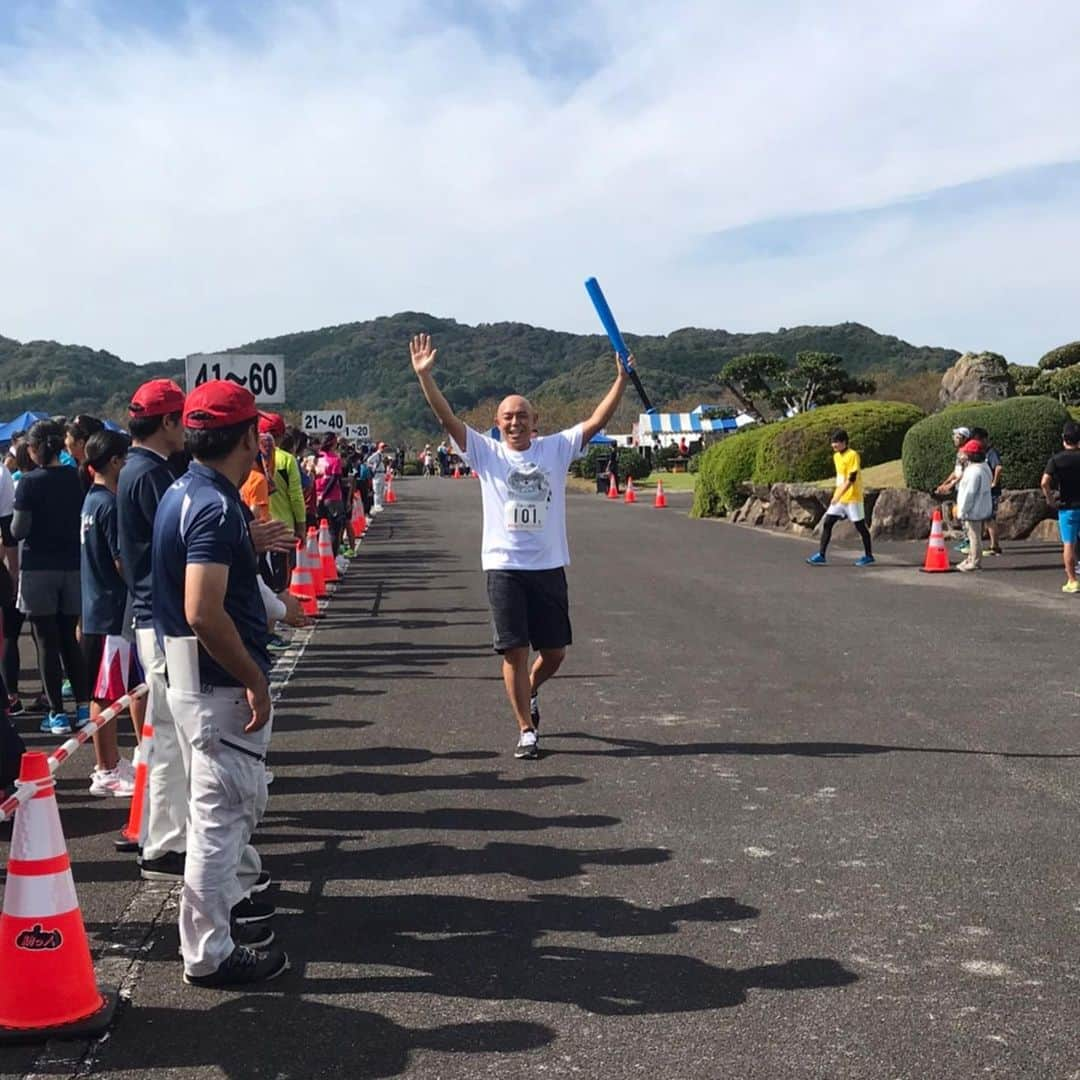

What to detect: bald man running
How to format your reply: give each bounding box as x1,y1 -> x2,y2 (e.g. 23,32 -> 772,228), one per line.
410,333 -> 631,758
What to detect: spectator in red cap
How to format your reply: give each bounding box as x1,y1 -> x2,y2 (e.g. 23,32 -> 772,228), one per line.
955,439 -> 993,571
118,378 -> 187,877
260,412 -> 306,588
151,379 -> 288,988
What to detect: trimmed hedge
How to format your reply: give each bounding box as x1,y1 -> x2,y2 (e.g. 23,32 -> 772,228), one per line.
752,401 -> 925,485
577,446 -> 650,481
690,425 -> 769,517
1038,341 -> 1080,370
901,396 -> 1069,491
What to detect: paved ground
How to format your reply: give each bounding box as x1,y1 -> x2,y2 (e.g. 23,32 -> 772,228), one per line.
2,479 -> 1079,1079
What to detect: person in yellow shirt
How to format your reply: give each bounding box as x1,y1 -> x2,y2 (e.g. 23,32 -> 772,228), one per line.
806,429 -> 874,566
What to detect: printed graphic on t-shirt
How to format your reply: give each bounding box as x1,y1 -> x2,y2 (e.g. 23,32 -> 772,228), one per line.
504,463 -> 551,532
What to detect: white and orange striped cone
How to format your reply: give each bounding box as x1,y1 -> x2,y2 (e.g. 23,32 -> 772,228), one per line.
654,479 -> 668,509
452,464 -> 462,479
607,471 -> 619,499
920,509 -> 953,572
317,518 -> 338,583
289,543 -> 319,617
305,529 -> 327,598
384,471 -> 397,505
624,477 -> 638,504
0,752 -> 117,1042
351,500 -> 367,540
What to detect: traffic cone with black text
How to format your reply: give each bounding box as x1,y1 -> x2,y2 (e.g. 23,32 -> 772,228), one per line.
607,472 -> 619,499
624,477 -> 637,504
318,519 -> 338,582
654,479 -> 668,509
0,752 -> 117,1042
920,509 -> 953,572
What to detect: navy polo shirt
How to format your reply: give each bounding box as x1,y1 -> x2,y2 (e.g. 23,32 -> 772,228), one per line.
151,461 -> 270,688
80,486 -> 127,635
117,446 -> 176,629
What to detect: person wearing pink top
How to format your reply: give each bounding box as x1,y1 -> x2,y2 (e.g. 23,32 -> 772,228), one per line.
314,434 -> 345,554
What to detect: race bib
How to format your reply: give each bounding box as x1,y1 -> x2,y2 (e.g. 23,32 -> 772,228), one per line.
505,500 -> 546,531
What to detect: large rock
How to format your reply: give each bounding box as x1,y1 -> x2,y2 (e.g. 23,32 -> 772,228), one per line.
995,489 -> 1052,540
786,484 -> 829,529
868,489 -> 936,540
938,351 -> 1014,406
761,487 -> 790,529
1028,517 -> 1060,542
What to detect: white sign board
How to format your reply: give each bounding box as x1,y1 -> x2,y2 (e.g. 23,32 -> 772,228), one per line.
343,424 -> 370,441
185,354 -> 285,403
302,411 -> 347,434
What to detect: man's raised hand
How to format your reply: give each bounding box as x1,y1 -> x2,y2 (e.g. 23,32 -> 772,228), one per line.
410,334 -> 437,376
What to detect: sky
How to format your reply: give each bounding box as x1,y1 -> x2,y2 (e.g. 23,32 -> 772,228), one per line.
1,0 -> 1078,367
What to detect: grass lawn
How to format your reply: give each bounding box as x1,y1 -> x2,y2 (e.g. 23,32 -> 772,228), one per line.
567,471 -> 697,495
815,458 -> 905,490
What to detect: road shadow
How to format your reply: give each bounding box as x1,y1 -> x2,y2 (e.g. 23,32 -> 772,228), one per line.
103,997 -> 554,1079
265,746 -> 500,768
550,732 -> 1080,761
265,768 -> 589,798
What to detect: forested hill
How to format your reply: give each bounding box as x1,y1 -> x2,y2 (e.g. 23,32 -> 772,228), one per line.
0,317 -> 959,433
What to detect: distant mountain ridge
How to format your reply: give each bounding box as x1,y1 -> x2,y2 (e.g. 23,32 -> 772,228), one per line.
0,316 -> 959,434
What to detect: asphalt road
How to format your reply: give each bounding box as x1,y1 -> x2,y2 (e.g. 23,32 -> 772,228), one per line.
2,478 -> 1079,1079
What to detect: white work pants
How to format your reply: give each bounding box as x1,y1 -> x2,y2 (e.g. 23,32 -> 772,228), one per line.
168,686 -> 271,976
135,628 -> 189,860
372,474 -> 385,508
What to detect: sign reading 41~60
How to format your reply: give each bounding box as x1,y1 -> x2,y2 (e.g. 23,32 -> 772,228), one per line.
185,354 -> 285,403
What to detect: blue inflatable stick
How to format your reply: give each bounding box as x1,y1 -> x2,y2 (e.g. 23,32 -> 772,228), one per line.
584,277 -> 653,411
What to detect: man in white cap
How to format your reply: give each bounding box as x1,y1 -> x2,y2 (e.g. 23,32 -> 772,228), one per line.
935,426 -> 972,536
366,441 -> 389,513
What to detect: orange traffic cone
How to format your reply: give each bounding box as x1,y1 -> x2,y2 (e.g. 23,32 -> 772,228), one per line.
0,752 -> 117,1042
654,479 -> 668,509
305,529 -> 326,597
352,499 -> 367,539
384,472 -> 397,505
624,477 -> 637,504
607,472 -> 619,499
452,464 -> 462,480
289,545 -> 319,616
920,509 -> 953,572
115,720 -> 152,853
318,519 -> 338,582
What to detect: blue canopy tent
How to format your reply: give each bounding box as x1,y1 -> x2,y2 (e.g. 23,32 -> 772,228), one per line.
0,411 -> 48,444
103,419 -> 126,433
588,432 -> 617,445
637,411 -> 756,437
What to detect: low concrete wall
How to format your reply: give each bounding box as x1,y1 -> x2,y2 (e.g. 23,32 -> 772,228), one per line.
731,483 -> 1054,541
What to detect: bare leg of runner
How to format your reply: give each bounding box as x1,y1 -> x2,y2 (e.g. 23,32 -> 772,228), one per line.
529,648 -> 565,697
501,647 -> 533,732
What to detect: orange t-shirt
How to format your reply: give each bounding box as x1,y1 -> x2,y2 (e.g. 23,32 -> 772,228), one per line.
240,469 -> 270,522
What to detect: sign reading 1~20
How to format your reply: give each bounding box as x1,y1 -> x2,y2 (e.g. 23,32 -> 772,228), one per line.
185,354 -> 285,404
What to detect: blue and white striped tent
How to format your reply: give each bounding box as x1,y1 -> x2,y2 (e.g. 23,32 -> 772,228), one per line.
637,411 -> 756,436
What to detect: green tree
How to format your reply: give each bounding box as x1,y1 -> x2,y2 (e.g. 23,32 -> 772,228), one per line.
1045,365 -> 1080,406
773,351 -> 876,413
1038,341 -> 1080,370
718,352 -> 787,420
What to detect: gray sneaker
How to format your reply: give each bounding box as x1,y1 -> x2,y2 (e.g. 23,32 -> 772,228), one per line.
514,729 -> 539,760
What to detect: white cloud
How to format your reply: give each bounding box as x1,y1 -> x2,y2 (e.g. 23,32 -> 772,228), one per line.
1,0 -> 1079,365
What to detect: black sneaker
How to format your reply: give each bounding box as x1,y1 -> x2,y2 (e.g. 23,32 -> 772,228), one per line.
514,729 -> 539,760
250,870 -> 273,894
183,944 -> 289,988
231,898 -> 276,925
178,923 -> 274,956
30,693 -> 50,713
6,695 -> 24,717
529,694 -> 540,732
139,850 -> 186,880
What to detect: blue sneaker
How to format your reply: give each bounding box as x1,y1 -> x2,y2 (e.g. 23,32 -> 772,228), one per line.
854,555 -> 876,567
48,712 -> 71,735
806,552 -> 827,565
74,704 -> 91,730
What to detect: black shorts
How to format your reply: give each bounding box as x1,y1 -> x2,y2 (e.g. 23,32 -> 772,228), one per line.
486,568 -> 572,653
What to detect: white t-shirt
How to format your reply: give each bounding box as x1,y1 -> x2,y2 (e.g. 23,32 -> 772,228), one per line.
0,464 -> 14,519
465,424 -> 585,571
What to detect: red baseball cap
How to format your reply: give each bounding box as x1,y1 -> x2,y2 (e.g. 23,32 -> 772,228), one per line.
258,411 -> 285,438
129,378 -> 185,419
960,439 -> 983,455
183,380 -> 258,430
